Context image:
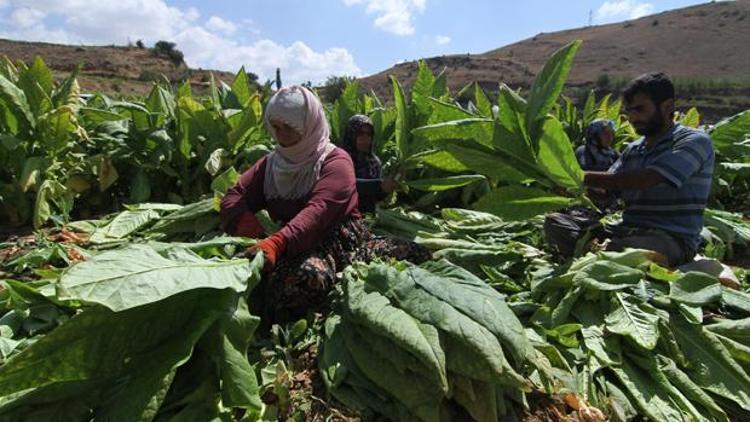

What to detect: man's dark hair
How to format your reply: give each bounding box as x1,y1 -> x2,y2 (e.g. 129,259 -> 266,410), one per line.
622,72 -> 675,105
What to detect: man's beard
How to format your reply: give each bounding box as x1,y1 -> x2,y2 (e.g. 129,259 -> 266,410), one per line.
634,111 -> 666,136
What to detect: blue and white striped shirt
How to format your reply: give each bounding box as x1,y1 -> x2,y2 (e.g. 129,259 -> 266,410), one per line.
608,124 -> 715,250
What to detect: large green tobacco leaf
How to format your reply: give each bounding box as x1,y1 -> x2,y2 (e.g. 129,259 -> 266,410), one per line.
629,354 -> 707,421
410,150 -> 467,173
145,85 -> 176,126
18,156 -> 46,192
721,286 -> 750,316
668,272 -> 722,306
432,69 -> 448,98
0,73 -> 34,132
391,76 -> 410,161
343,276 -> 448,393
450,376 -> 498,422
416,260 -> 532,365
412,118 -> 494,149
79,107 -> 127,123
58,244 -> 262,311
426,98 -> 476,123
33,179 -> 74,229
495,83 -> 526,127
657,355 -> 730,422
227,98 -> 261,150
573,261 -> 643,292
216,298 -> 262,411
679,107 -> 701,128
88,209 -> 161,243
525,40 -> 581,144
37,106 -> 78,152
357,263 -> 525,389
671,314 -> 750,410
706,317 -> 750,345
473,185 -> 573,220
610,356 -> 685,421
230,66 -> 252,107
440,208 -> 506,232
0,288 -> 237,421
51,69 -> 81,109
605,292 -> 659,350
574,305 -> 621,367
710,110 -> 750,158
16,56 -> 54,117
146,198 -> 218,238
411,61 -> 435,122
473,83 -> 493,118
440,142 -> 528,182
331,81 -> 361,142
319,316 -> 416,422
406,175 -> 485,192
536,116 -> 584,190
341,321 -> 444,422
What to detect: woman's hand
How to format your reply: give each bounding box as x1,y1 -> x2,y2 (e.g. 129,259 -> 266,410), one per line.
245,233 -> 286,273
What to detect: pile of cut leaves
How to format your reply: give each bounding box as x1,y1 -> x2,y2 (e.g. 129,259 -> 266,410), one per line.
0,201 -> 269,420
321,259 -> 535,421
319,207 -> 750,421
522,248 -> 750,421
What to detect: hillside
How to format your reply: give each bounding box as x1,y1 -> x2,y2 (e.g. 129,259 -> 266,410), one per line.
0,38 -> 237,96
359,0 -> 750,121
0,1 -> 748,120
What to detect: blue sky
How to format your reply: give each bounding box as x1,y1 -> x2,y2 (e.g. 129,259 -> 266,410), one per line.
0,0 -> 719,84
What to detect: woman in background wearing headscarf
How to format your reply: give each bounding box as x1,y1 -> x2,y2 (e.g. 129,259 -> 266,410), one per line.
575,118 -> 619,172
342,114 -> 398,213
220,86 -> 428,323
544,119 -> 621,257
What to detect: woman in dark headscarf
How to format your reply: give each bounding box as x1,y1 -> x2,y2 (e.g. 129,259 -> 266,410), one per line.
342,114 -> 398,213
575,118 -> 619,172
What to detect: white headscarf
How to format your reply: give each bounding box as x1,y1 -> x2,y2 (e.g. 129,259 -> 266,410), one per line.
263,86 -> 336,200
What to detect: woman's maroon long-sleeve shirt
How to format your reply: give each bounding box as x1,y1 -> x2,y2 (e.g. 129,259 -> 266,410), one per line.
219,147 -> 361,258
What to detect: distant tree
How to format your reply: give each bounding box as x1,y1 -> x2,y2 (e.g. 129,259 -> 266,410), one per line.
152,40 -> 185,66
275,68 -> 282,90
136,39 -> 145,49
321,75 -> 356,103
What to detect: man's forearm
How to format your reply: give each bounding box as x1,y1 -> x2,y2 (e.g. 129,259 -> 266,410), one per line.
584,169 -> 664,190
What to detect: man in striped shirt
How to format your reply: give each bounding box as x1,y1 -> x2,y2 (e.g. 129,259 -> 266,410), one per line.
584,72 -> 714,266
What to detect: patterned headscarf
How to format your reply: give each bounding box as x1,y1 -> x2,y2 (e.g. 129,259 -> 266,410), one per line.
585,119 -> 616,148
579,118 -> 619,171
263,86 -> 336,199
342,114 -> 382,179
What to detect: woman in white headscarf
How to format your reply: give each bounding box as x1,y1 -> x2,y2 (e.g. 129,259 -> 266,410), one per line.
220,86 -> 430,322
